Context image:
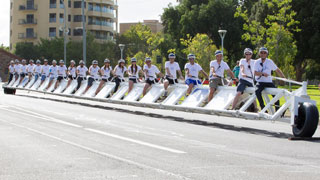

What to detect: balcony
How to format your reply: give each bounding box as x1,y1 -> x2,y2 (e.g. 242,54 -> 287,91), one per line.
19,19 -> 37,25
19,4 -> 38,11
18,33 -> 37,39
95,36 -> 113,41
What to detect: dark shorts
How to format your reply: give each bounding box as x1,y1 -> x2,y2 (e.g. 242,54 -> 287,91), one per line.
102,77 -> 112,82
57,76 -> 65,82
165,77 -> 178,85
237,79 -> 253,93
146,78 -> 158,85
87,77 -> 95,87
68,75 -> 76,80
20,73 -> 26,78
129,78 -> 138,83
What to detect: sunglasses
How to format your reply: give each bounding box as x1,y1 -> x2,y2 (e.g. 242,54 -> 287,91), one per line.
260,52 -> 267,54
245,53 -> 252,56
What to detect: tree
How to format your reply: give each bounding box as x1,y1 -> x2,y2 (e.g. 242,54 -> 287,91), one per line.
292,0 -> 320,81
180,34 -> 219,72
15,42 -> 40,60
162,0 -> 247,62
235,0 -> 299,78
0,44 -> 9,52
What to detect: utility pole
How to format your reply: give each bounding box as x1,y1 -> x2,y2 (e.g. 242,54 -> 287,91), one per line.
82,0 -> 86,65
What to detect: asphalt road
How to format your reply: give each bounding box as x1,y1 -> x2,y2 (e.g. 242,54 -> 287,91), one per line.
0,88 -> 320,180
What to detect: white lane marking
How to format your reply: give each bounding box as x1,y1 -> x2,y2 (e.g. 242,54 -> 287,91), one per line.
85,128 -> 186,154
0,107 -> 82,128
0,107 -> 186,154
1,120 -> 190,180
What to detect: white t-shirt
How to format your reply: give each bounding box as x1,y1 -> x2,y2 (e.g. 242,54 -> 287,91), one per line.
143,64 -> 160,80
114,66 -> 127,79
41,65 -> 50,76
128,65 -> 141,79
89,65 -> 100,79
209,60 -> 230,79
101,66 -> 112,79
20,65 -> 28,74
34,65 -> 42,74
9,65 -> 15,73
239,58 -> 255,83
254,58 -> 278,83
14,64 -> 21,73
77,66 -> 88,77
49,65 -> 58,78
165,61 -> 181,79
184,63 -> 202,79
57,65 -> 67,77
68,66 -> 76,77
27,64 -> 35,73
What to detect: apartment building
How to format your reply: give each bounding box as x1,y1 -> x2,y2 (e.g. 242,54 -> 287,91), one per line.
120,20 -> 163,35
10,0 -> 118,51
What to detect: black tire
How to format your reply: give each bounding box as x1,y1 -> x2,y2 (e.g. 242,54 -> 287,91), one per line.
3,87 -> 15,95
293,102 -> 319,137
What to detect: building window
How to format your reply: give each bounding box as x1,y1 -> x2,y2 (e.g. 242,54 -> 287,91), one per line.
49,13 -> 56,22
68,15 -> 71,22
49,27 -> 56,37
26,28 -> 34,38
68,28 -> 71,36
60,0 -> 64,9
74,15 -> 85,22
59,29 -> 63,37
73,29 -> 83,36
10,2 -> 12,9
60,14 -> 64,23
68,0 -> 71,8
50,0 -> 57,8
74,1 -> 86,8
26,14 -> 34,24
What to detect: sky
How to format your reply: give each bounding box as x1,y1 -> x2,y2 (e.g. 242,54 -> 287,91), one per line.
0,0 -> 178,47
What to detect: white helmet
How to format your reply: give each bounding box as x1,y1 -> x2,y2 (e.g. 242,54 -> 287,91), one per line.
59,60 -> 64,64
104,59 -> 110,63
92,60 -> 98,65
131,57 -> 137,62
244,48 -> 253,55
187,54 -> 195,60
52,60 -> 57,64
145,57 -> 152,62
118,59 -> 125,63
70,60 -> 76,64
168,53 -> 176,59
36,60 -> 41,64
79,60 -> 84,64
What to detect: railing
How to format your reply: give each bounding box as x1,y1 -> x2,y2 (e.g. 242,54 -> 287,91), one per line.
18,19 -> 37,25
88,21 -> 114,27
19,4 -> 38,10
18,33 -> 37,39
50,3 -> 57,8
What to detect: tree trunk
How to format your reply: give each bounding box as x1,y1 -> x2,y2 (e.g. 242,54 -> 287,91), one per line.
295,61 -> 305,81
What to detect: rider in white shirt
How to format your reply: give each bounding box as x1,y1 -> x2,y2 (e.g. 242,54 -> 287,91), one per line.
55,60 -> 68,89
128,57 -> 143,93
231,48 -> 257,110
8,60 -> 15,84
184,54 -> 209,95
113,59 -> 128,93
163,53 -> 184,97
46,60 -> 58,91
13,59 -> 21,81
40,59 -> 50,86
83,60 -> 100,95
33,60 -> 42,82
95,58 -> 113,95
27,59 -> 35,80
65,60 -> 77,90
254,47 -> 285,111
19,59 -> 28,84
76,60 -> 88,91
143,57 -> 164,96
208,50 -> 236,102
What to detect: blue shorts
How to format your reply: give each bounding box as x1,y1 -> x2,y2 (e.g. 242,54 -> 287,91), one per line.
185,79 -> 201,86
49,77 -> 55,81
41,75 -> 46,81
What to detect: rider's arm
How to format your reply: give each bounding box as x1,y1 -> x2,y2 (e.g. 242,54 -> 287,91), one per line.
275,68 -> 285,78
201,70 -> 209,79
227,69 -> 236,80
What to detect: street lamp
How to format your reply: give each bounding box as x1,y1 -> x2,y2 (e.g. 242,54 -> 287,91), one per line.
218,30 -> 227,59
59,0 -> 68,64
119,44 -> 125,59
